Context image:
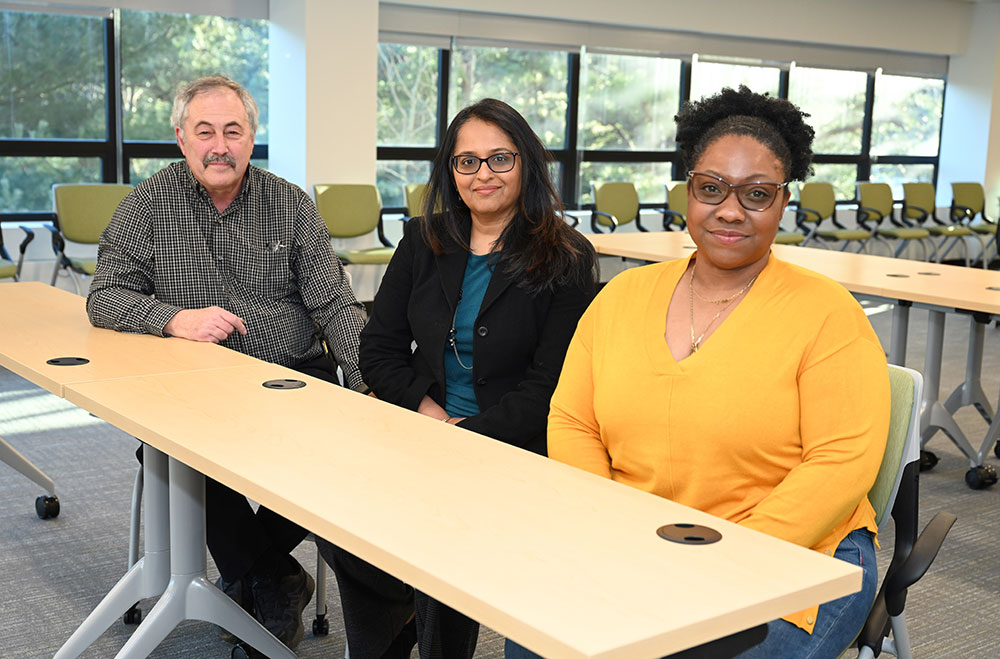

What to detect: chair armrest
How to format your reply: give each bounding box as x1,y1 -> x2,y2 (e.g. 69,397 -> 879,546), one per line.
560,212 -> 579,228
660,209 -> 686,231
46,223 -> 66,258
18,225 -> 36,255
634,208 -> 650,232
376,211 -> 395,248
794,205 -> 821,227
856,205 -> 884,230
590,210 -> 618,234
950,203 -> 974,223
884,511 -> 957,617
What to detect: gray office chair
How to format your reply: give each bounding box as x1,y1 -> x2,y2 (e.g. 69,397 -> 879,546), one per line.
1,224 -> 35,281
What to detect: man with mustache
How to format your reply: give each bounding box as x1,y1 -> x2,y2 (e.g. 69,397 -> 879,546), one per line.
87,75 -> 367,651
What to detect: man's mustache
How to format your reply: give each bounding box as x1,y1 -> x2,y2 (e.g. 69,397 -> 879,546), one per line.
203,154 -> 236,168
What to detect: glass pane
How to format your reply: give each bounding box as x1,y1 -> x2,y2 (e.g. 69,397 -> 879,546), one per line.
120,11 -> 269,142
376,160 -> 431,208
0,157 -> 101,212
871,74 -> 944,157
378,43 -> 439,147
0,10 -> 105,139
689,61 -> 780,101
788,67 -> 867,155
450,46 -> 568,148
578,162 -> 674,205
806,163 -> 858,201
579,53 -> 681,151
871,163 -> 935,199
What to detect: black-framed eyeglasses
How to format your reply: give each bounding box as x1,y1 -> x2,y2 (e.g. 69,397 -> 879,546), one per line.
451,152 -> 519,175
687,171 -> 789,211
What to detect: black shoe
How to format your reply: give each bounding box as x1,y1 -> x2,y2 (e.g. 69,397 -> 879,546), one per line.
215,574 -> 254,642
251,557 -> 315,650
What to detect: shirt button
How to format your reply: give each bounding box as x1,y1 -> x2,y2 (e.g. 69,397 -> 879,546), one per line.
477,326 -> 488,337
807,615 -> 815,625
476,378 -> 487,386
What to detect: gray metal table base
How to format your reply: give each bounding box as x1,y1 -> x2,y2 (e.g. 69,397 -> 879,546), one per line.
115,454 -> 294,659
942,315 -> 994,423
55,445 -> 169,658
920,310 -> 993,470
1,434 -> 56,497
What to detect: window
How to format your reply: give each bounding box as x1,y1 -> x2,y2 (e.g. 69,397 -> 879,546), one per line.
450,46 -> 568,148
376,160 -> 432,209
788,67 -> 867,155
0,158 -> 101,213
578,162 -> 674,205
871,163 -> 935,198
580,53 -> 681,151
871,73 -> 944,157
690,59 -> 780,101
809,163 -> 858,201
377,43 -> 439,148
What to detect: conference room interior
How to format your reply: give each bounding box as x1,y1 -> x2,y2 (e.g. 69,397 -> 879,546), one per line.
2,0 -> 1000,657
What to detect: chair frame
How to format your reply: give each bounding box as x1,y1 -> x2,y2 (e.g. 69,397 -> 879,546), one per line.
857,183 -> 931,261
950,182 -> 997,266
901,183 -> 980,268
590,182 -> 653,234
794,183 -> 870,253
1,224 -> 36,281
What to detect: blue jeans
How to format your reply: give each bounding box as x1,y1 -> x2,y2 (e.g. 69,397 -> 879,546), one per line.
503,529 -> 876,659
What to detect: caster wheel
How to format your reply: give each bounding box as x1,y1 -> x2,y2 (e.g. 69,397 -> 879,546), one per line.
123,604 -> 141,625
965,465 -> 998,490
232,643 -> 263,659
919,450 -> 938,472
35,495 -> 60,519
994,440 -> 1000,460
313,615 -> 329,636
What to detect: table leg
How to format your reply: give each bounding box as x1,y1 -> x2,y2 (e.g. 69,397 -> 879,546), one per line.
942,315 -> 994,423
888,301 -> 910,366
1,433 -> 55,495
54,445 -> 170,658
113,456 -> 295,659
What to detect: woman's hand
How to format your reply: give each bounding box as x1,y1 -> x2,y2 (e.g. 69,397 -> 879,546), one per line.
417,395 -> 449,422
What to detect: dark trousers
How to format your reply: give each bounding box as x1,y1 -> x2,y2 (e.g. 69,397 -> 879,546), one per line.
138,352 -> 339,584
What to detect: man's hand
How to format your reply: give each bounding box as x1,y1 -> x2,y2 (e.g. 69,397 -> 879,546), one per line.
164,306 -> 247,343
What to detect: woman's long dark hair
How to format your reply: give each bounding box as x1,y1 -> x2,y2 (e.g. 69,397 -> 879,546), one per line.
421,98 -> 596,295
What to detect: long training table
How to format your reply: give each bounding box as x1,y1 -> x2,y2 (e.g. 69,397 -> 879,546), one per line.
2,281 -> 863,658
589,231 -> 1000,489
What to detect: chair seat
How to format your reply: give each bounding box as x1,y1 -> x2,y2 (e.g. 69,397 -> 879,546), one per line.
969,221 -> 998,235
0,258 -> 16,279
818,229 -> 870,241
334,247 -> 394,265
877,228 -> 931,239
926,225 -> 973,237
68,257 -> 99,275
773,232 -> 805,245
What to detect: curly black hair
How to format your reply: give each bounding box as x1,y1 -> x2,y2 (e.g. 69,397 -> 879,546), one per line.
675,86 -> 814,182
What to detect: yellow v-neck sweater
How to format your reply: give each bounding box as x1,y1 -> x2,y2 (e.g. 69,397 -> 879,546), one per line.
549,253 -> 890,633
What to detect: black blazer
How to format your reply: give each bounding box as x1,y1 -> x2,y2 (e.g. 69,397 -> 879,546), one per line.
359,218 -> 596,455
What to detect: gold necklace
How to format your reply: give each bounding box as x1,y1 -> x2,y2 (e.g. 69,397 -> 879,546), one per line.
688,261 -> 758,353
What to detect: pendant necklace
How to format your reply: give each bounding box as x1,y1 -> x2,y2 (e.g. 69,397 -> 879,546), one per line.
688,261 -> 758,353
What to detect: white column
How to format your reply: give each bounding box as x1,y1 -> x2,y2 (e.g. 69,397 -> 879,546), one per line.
268,0 -> 378,193
938,2 -> 1000,218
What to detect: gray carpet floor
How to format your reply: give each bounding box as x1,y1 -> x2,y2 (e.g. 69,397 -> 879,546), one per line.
1,297 -> 998,658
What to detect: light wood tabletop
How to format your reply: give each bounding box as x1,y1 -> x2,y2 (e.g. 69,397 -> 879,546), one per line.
588,232 -> 1000,314
66,362 -> 862,659
0,281 -> 257,395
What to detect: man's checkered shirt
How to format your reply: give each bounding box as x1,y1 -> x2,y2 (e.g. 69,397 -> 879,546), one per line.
87,161 -> 366,391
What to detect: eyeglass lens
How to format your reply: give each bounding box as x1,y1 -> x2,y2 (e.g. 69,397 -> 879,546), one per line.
453,152 -> 517,174
688,172 -> 782,211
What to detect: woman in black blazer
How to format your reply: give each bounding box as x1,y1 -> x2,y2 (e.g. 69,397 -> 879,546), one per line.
322,98 -> 597,659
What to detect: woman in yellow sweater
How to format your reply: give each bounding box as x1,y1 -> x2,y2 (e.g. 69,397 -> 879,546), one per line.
547,87 -> 890,659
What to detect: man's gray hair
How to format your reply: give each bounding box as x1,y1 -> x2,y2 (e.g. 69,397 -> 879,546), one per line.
170,75 -> 259,136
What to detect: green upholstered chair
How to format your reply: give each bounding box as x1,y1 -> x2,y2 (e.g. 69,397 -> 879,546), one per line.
591,181 -> 649,233
950,182 -> 996,265
902,182 -> 977,267
857,182 -> 931,260
403,182 -> 429,222
313,184 -> 394,265
1,225 -> 35,281
661,181 -> 687,231
50,183 -> 134,292
795,182 -> 871,252
846,365 -> 957,659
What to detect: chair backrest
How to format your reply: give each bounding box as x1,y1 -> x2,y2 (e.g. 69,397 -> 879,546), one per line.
53,183 -> 134,244
858,182 -> 894,222
869,365 -> 923,528
313,184 -> 383,238
666,181 -> 688,217
951,182 -> 985,220
797,182 -> 836,223
902,182 -> 936,223
403,183 -> 429,219
592,182 -> 640,228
